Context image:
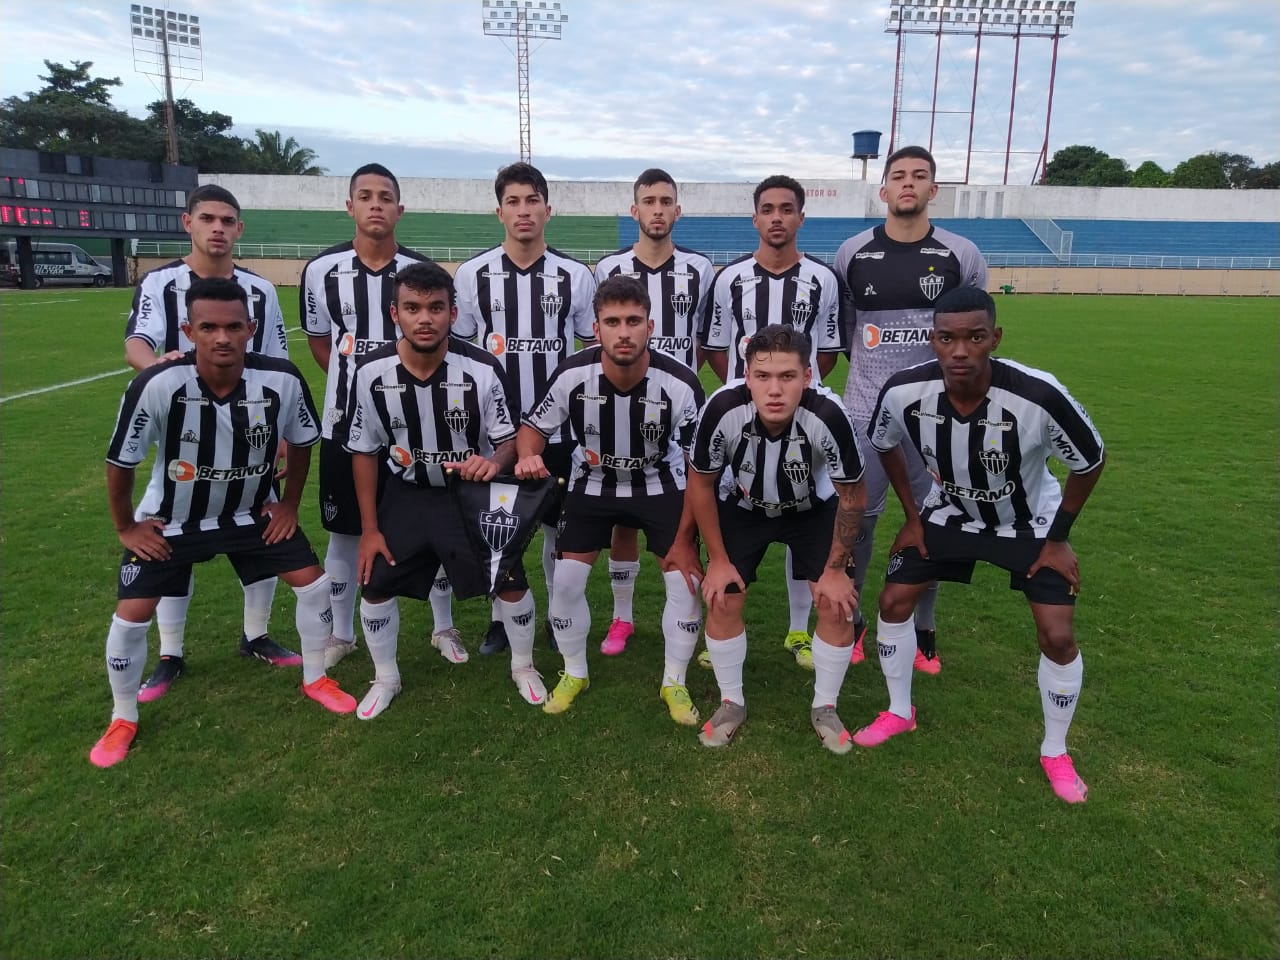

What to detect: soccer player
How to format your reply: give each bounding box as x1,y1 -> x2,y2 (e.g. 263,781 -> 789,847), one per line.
835,145 -> 988,674
592,168 -> 715,655
702,174 -> 849,672
683,324 -> 867,752
91,277 -> 356,768
345,262 -> 542,718
514,275 -> 706,723
299,165 -> 464,669
851,286 -> 1104,804
123,184 -> 294,702
453,162 -> 596,655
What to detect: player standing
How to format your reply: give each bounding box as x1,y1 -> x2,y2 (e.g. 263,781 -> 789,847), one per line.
345,262 -> 543,717
702,174 -> 848,671
683,325 -> 866,752
453,162 -> 596,655
514,275 -> 705,723
852,286 -> 1104,804
591,169 -> 714,655
835,145 -> 988,673
91,278 -> 356,768
299,165 -> 465,669
123,184 -> 295,702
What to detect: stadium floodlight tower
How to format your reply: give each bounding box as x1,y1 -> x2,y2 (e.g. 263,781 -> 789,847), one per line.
884,0 -> 1075,184
482,0 -> 569,164
128,4 -> 203,165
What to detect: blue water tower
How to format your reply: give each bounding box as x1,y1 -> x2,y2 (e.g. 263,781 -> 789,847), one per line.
851,130 -> 882,180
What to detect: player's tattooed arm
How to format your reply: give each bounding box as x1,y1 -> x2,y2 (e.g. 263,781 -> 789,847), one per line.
827,478 -> 866,570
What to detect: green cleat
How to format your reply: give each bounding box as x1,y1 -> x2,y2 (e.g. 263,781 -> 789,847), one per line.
783,630 -> 814,670
543,672 -> 590,715
660,683 -> 700,726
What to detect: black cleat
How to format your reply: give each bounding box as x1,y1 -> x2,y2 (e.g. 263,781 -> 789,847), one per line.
479,619 -> 510,655
138,654 -> 186,703
239,633 -> 303,666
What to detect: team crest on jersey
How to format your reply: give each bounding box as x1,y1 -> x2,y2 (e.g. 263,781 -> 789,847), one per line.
181,429 -> 198,444
540,292 -> 563,324
443,405 -> 470,434
639,419 -> 664,444
919,271 -> 945,300
120,562 -> 142,587
979,447 -> 1009,476
789,298 -> 813,328
670,291 -> 693,322
479,505 -> 520,552
245,423 -> 272,450
782,453 -> 809,486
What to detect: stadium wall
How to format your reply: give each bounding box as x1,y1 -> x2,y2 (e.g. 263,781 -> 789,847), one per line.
202,174 -> 1280,222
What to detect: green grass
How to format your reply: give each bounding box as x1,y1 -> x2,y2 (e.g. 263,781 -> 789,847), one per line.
1,290 -> 1276,959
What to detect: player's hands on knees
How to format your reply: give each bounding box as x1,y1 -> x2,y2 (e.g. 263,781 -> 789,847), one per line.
259,501 -> 299,544
357,530 -> 395,586
118,519 -> 171,561
890,516 -> 928,558
701,557 -> 745,609
661,536 -> 705,595
455,454 -> 499,482
1028,540 -> 1080,593
812,566 -> 859,622
513,455 -> 549,480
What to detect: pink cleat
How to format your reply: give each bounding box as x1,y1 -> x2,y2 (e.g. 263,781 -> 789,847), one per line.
913,649 -> 942,675
849,619 -> 867,665
852,707 -> 917,747
1040,753 -> 1089,804
89,719 -> 138,768
600,618 -> 634,656
301,675 -> 357,714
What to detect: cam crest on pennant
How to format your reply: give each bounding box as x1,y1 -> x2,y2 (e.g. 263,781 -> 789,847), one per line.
479,505 -> 520,553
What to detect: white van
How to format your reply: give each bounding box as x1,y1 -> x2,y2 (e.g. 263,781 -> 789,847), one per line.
0,241 -> 112,287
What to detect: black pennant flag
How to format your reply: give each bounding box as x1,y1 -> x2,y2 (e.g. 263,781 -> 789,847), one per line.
448,475 -> 557,599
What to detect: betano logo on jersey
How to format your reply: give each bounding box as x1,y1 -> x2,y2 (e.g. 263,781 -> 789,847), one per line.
167,460 -> 271,483
581,449 -> 660,470
863,324 -> 933,349
338,333 -> 384,357
485,332 -> 565,356
650,336 -> 693,355
390,446 -> 476,467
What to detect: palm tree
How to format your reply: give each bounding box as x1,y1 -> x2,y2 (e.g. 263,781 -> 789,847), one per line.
248,129 -> 326,175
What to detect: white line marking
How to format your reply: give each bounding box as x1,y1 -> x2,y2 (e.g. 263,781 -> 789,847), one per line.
0,368 -> 131,404
1,298 -> 84,306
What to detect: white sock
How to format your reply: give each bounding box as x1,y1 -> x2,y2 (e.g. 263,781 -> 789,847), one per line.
609,559 -> 641,622
499,591 -> 537,670
242,577 -> 276,639
292,574 -> 333,685
1039,652 -> 1083,756
876,614 -> 917,719
785,548 -> 812,634
491,598 -> 503,625
360,597 -> 401,685
550,558 -> 591,678
542,524 -> 557,611
156,576 -> 193,657
324,532 -> 359,642
706,632 -> 747,706
105,615 -> 150,723
811,633 -> 852,708
429,567 -> 454,632
660,570 -> 700,687
915,581 -> 939,632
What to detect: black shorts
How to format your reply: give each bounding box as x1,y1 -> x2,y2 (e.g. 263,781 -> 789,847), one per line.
719,497 -> 839,591
884,523 -> 1076,606
556,488 -> 684,558
540,442 -> 573,525
116,521 -> 319,600
319,437 -> 388,536
365,478 -> 529,602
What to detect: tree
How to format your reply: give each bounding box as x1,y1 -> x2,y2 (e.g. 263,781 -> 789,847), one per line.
0,60 -> 150,159
1128,160 -> 1168,188
1044,145 -> 1110,185
1205,151 -> 1257,189
1168,154 -> 1230,189
1243,161 -> 1280,190
1080,157 -> 1130,187
247,130 -> 326,175
143,98 -> 256,173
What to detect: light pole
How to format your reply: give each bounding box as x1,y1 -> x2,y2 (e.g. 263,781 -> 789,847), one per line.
482,0 -> 569,164
129,4 -> 203,165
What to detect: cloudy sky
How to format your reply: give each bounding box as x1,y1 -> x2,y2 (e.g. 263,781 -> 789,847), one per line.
3,0 -> 1277,184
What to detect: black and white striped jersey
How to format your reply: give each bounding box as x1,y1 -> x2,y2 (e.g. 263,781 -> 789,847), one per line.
868,357 -> 1104,538
690,381 -> 864,517
524,346 -> 705,497
452,246 -> 596,442
836,224 -> 988,421
344,339 -> 518,488
593,245 -> 715,368
125,260 -> 288,359
299,242 -> 433,439
105,354 -> 320,536
703,254 -> 848,381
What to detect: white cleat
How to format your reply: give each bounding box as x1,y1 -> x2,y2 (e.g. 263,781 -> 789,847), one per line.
356,678 -> 401,721
323,635 -> 358,670
511,664 -> 547,706
430,627 -> 469,664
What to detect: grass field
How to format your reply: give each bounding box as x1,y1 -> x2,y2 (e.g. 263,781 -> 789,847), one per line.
1,289 -> 1276,959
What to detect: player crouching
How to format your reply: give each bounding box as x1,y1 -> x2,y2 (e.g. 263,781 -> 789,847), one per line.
91,278 -> 355,768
